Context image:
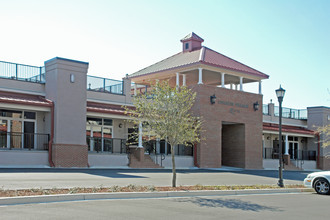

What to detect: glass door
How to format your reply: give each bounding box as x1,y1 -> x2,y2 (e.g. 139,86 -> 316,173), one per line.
93,126 -> 102,152
289,142 -> 299,159
24,121 -> 35,149
103,126 -> 112,152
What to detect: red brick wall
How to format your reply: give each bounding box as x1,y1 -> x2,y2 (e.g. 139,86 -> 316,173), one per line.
190,84 -> 263,169
319,156 -> 330,170
52,144 -> 88,167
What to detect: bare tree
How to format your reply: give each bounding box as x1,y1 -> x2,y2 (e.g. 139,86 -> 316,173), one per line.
125,81 -> 202,187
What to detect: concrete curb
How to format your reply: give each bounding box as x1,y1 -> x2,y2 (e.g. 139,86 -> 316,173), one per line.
0,188 -> 314,206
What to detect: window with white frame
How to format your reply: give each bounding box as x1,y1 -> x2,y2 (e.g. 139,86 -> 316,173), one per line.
86,117 -> 113,152
0,109 -> 36,149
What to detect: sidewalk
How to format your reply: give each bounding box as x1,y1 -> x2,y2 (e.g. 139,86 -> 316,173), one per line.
0,168 -> 308,190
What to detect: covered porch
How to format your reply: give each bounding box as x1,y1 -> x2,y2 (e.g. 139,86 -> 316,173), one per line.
263,123 -> 317,170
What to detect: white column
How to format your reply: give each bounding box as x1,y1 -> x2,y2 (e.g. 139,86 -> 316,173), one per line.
90,127 -> 94,151
235,84 -> 238,90
156,138 -> 160,154
165,139 -> 168,154
284,135 -> 289,155
182,74 -> 186,86
176,72 -> 180,87
258,80 -> 262,94
134,83 -> 137,96
198,68 -> 203,84
138,122 -> 143,148
239,76 -> 243,91
221,73 -> 225,88
230,84 -> 233,90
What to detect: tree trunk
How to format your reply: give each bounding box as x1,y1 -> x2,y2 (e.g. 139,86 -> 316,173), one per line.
171,144 -> 176,187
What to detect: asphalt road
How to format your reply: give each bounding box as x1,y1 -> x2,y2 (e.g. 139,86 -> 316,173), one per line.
0,168 -> 311,190
0,192 -> 328,219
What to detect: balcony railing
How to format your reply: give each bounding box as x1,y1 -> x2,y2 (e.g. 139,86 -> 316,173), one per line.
274,106 -> 307,120
130,82 -> 151,96
87,75 -> 124,95
86,136 -> 127,153
263,148 -> 316,160
0,131 -> 50,150
0,61 -> 45,83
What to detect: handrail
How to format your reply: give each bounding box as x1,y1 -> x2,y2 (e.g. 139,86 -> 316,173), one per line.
263,147 -> 316,160
0,131 -> 50,150
0,60 -> 45,83
274,106 -> 307,120
86,136 -> 127,153
87,75 -> 124,95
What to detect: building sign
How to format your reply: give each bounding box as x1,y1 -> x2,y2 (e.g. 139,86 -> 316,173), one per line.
218,100 -> 249,115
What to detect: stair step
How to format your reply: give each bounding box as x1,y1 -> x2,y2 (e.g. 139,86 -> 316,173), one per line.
129,154 -> 163,169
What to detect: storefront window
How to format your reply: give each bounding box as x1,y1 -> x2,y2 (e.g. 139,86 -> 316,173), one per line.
104,119 -> 113,126
87,117 -> 102,125
24,112 -> 36,119
0,109 -> 22,118
0,109 -> 37,149
86,117 -> 113,152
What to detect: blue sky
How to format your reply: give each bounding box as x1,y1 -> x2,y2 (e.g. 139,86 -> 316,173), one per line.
1,0 -> 329,109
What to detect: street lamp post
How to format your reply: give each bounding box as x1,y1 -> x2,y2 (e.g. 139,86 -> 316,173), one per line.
276,85 -> 286,188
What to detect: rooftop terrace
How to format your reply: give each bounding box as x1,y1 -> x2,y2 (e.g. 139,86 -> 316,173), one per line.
0,60 -> 125,95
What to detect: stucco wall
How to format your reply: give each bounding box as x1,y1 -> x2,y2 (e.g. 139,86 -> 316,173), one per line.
263,159 -> 316,170
45,58 -> 88,146
88,153 -> 129,167
151,155 -> 194,168
0,78 -> 45,95
0,150 -> 49,167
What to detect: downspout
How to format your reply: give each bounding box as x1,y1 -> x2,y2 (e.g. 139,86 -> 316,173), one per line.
48,101 -> 55,167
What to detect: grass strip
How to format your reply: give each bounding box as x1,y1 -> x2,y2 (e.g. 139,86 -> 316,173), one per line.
0,184 -> 306,197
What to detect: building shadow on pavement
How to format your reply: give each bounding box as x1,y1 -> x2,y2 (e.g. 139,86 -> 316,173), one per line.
176,197 -> 282,212
0,168 -> 311,181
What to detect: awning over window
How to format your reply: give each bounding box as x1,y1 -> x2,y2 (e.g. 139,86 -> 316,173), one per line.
263,123 -> 315,136
87,102 -> 128,115
0,91 -> 52,107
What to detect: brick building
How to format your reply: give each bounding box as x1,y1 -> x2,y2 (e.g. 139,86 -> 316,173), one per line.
0,33 -> 329,170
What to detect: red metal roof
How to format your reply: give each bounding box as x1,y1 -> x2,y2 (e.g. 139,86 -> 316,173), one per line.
130,46 -> 269,79
263,123 -> 315,136
202,47 -> 268,77
87,102 -> 128,115
180,32 -> 204,42
0,91 -> 52,107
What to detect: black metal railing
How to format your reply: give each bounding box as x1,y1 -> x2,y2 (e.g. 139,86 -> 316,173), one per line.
299,150 -> 317,161
0,131 -> 49,150
262,104 -> 269,115
0,61 -> 45,83
274,106 -> 307,120
143,140 -> 194,156
263,148 -> 316,161
263,147 -> 279,159
86,136 -> 127,153
87,75 -> 124,95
